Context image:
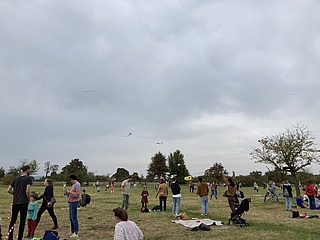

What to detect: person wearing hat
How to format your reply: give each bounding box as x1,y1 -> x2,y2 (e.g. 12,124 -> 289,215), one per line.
25,192 -> 39,239
121,176 -> 132,210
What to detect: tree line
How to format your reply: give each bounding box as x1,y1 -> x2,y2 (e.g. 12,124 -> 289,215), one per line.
1,124 -> 319,197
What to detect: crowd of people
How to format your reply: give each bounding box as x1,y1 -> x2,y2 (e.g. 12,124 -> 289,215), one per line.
6,165 -> 320,239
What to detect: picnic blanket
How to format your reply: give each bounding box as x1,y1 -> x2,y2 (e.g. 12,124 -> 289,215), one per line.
174,218 -> 223,228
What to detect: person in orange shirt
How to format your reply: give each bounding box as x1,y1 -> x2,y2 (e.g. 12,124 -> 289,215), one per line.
197,176 -> 209,215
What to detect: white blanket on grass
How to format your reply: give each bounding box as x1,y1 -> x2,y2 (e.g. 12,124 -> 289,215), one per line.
174,219 -> 223,228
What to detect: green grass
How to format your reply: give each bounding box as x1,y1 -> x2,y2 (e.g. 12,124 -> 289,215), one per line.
0,184 -> 319,239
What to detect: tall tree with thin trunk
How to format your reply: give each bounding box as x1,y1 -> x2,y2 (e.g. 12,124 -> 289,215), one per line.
250,123 -> 320,197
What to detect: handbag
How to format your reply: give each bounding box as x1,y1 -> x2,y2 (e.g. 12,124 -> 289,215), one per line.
44,196 -> 56,207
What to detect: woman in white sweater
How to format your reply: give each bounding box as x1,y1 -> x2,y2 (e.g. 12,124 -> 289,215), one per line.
113,207 -> 143,240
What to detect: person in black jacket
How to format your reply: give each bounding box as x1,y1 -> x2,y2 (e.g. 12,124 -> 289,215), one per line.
170,177 -> 181,216
36,178 -> 58,230
283,180 -> 293,211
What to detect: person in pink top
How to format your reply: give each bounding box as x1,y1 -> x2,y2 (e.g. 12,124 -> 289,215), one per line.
64,173 -> 81,238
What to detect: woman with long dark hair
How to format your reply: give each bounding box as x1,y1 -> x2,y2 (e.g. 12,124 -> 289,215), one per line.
222,171 -> 237,213
36,178 -> 58,230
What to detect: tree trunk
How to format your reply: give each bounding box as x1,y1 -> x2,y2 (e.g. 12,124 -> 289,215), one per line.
291,171 -> 300,197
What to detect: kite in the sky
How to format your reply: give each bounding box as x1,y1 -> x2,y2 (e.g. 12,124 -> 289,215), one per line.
83,90 -> 96,93
124,132 -> 132,137
156,142 -> 163,145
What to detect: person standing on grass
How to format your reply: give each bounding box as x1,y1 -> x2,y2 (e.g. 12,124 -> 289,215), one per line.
222,171 -> 236,214
210,181 -> 218,200
197,176 -> 209,215
170,177 -> 181,217
283,180 -> 293,211
64,173 -> 81,238
25,192 -> 38,239
121,175 -> 132,210
305,181 -> 316,209
140,186 -> 149,209
155,178 -> 169,212
189,180 -> 194,193
7,165 -> 32,240
253,182 -> 259,192
113,207 -> 143,240
36,178 -> 58,230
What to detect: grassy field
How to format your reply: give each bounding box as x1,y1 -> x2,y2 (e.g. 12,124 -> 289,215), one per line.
0,183 -> 319,240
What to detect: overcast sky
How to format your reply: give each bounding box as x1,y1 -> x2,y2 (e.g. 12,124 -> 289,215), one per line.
1,0 -> 320,177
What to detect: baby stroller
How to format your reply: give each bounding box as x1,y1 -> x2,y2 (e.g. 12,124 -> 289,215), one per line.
228,198 -> 251,227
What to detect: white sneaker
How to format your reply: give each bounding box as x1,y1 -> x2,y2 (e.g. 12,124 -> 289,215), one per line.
65,232 -> 73,236
70,233 -> 78,238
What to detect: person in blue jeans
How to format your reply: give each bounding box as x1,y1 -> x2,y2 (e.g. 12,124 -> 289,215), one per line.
283,180 -> 293,211
170,177 -> 181,217
210,181 -> 218,200
197,176 -> 209,215
64,173 -> 81,238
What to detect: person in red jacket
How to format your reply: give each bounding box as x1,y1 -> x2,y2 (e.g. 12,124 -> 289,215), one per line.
305,182 -> 316,209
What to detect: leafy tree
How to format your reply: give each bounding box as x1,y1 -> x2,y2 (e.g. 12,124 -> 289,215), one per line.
168,150 -> 190,184
19,159 -> 40,175
2,173 -> 15,186
0,167 -> 5,180
130,172 -> 141,182
205,162 -> 228,182
146,152 -> 169,181
112,168 -> 130,181
50,164 -> 59,175
250,124 -> 320,197
44,161 -> 51,178
7,166 -> 20,176
60,158 -> 89,184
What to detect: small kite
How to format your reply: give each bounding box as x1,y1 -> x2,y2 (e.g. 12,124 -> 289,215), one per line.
83,90 -> 96,93
156,142 -> 163,145
124,132 -> 132,137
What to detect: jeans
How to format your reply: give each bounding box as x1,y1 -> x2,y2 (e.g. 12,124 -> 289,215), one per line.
200,196 -> 208,215
122,194 -> 130,210
172,197 -> 181,215
69,202 -> 79,234
8,203 -> 28,240
210,189 -> 217,199
308,195 -> 316,209
159,196 -> 167,211
285,197 -> 292,211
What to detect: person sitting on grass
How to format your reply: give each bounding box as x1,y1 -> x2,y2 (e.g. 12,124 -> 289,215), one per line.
113,207 -> 143,240
296,196 -> 306,208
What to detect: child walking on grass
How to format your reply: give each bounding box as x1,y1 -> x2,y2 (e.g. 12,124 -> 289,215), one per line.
25,192 -> 38,239
141,186 -> 149,209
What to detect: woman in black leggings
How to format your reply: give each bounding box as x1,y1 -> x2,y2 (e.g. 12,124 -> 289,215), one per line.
36,178 -> 58,230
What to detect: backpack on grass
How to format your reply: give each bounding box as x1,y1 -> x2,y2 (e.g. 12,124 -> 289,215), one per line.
42,230 -> 59,240
79,193 -> 91,207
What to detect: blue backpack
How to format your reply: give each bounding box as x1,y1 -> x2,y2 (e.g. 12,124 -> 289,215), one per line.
42,230 -> 59,240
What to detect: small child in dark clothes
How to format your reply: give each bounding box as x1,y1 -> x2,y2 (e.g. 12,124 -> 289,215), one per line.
141,186 -> 149,208
296,196 -> 306,208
